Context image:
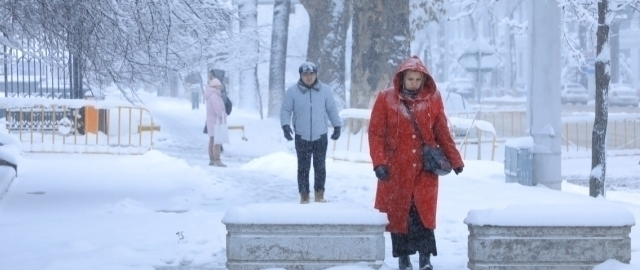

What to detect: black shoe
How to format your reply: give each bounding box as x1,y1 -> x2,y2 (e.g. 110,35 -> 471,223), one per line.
398,255 -> 413,270
419,252 -> 432,270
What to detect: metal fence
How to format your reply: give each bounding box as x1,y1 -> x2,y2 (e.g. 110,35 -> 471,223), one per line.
451,110 -> 640,156
450,110 -> 527,138
330,112 -> 499,163
2,42 -> 85,99
1,104 -> 156,155
331,110 -> 640,163
561,114 -> 640,154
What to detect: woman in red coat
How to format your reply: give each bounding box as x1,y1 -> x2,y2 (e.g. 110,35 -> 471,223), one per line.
368,56 -> 464,270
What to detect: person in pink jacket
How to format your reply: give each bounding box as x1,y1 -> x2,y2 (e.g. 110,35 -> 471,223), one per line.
204,76 -> 228,167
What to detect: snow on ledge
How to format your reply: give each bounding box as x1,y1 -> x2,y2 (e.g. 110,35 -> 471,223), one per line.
593,259 -> 640,270
0,97 -> 139,109
448,117 -> 496,135
339,109 -> 371,120
222,202 -> 388,225
464,202 -> 636,227
504,136 -> 534,149
332,150 -> 371,163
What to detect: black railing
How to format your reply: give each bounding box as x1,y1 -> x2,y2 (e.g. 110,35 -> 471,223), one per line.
2,40 -> 84,100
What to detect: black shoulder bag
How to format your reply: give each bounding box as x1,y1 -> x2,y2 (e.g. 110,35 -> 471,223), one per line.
402,100 -> 452,176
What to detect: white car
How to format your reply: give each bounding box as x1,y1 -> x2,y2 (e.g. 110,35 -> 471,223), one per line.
440,89 -> 468,112
446,78 -> 475,99
609,84 -> 639,107
560,83 -> 588,105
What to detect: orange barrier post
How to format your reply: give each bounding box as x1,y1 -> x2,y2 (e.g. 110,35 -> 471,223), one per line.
84,106 -> 99,134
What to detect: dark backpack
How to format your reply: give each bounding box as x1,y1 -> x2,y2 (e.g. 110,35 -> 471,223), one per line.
221,87 -> 232,115
203,89 -> 231,134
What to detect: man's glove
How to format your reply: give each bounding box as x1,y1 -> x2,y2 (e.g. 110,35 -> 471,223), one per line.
282,125 -> 293,141
330,126 -> 341,140
454,166 -> 464,175
374,166 -> 389,181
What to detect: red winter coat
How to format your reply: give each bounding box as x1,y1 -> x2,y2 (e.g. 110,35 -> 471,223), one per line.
368,56 -> 464,233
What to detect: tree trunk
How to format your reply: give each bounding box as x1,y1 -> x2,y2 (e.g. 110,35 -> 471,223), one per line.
350,0 -> 410,110
507,0 -> 523,91
70,53 -> 83,99
469,16 -> 478,40
609,21 -> 619,84
578,24 -> 588,88
267,0 -> 291,118
169,70 -> 181,98
498,0 -> 515,91
590,0 -> 610,198
299,0 -> 352,112
238,0 -> 260,115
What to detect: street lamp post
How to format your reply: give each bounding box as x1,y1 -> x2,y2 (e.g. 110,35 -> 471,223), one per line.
527,0 -> 562,190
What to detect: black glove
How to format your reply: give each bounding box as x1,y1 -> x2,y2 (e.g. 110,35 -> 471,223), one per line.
282,125 -> 293,141
330,126 -> 341,140
454,166 -> 464,175
374,166 -> 389,181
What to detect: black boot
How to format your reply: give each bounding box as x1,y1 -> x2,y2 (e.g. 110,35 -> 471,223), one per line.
419,252 -> 432,270
398,255 -> 413,270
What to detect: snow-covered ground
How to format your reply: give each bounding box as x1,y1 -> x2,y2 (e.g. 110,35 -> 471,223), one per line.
0,92 -> 639,270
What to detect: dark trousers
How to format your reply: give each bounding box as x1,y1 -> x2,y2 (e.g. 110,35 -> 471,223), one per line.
294,133 -> 328,194
391,200 -> 438,257
191,92 -> 200,109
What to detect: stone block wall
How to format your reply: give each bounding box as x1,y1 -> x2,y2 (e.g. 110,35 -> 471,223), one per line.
465,203 -> 634,270
467,224 -> 632,270
222,203 -> 387,270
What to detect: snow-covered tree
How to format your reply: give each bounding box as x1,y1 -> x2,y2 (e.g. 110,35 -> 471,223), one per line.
299,0 -> 352,112
591,0 -> 612,198
350,0 -> 410,110
559,0 -> 640,197
410,0 -> 445,33
237,0 -> 261,115
493,0 -> 524,91
409,0 -> 445,78
267,0 -> 291,118
0,0 -> 234,98
444,0 -> 526,93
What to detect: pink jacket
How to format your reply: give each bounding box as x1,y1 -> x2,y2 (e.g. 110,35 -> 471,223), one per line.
204,85 -> 227,137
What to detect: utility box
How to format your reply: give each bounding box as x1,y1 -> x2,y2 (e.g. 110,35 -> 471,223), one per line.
504,137 -> 534,186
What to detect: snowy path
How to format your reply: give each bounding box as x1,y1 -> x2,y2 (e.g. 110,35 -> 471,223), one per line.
148,100 -> 380,210
149,99 -> 302,209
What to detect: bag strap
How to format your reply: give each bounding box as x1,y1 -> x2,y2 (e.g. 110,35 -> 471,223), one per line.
401,100 -> 426,145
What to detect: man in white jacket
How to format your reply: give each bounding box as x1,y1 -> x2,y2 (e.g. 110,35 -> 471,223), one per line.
280,62 -> 342,204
